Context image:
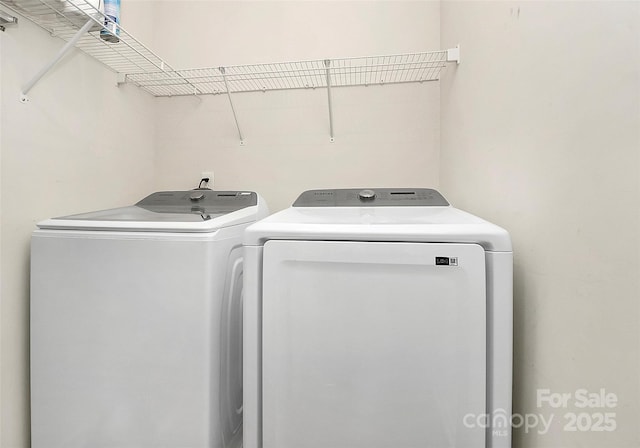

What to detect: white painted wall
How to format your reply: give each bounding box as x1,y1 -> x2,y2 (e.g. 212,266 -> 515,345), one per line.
440,2 -> 640,447
0,15 -> 156,447
3,2 -> 639,447
149,0 -> 442,211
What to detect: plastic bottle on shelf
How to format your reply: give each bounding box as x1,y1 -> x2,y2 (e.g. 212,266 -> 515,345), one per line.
100,0 -> 120,43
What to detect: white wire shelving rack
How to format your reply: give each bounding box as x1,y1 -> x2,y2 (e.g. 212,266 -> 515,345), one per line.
1,0 -> 460,142
127,50 -> 459,97
128,49 -> 460,143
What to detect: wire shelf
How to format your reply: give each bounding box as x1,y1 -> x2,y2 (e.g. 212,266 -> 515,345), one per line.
0,0 -> 173,74
127,51 -> 451,97
1,0 -> 458,99
2,1 -> 459,141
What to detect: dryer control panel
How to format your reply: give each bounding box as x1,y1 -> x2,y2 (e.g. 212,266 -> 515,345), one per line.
292,188 -> 449,207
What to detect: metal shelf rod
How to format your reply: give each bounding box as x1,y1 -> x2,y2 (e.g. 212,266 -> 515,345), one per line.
324,59 -> 335,143
20,17 -> 95,102
220,67 -> 245,146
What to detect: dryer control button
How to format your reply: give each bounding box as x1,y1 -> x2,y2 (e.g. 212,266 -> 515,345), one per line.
189,192 -> 205,201
358,189 -> 376,201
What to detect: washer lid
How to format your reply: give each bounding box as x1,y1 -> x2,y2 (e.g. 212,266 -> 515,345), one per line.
37,190 -> 264,232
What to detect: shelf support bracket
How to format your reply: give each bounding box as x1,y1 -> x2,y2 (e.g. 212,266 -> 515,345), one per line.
220,67 -> 245,146
116,73 -> 127,86
324,59 -> 335,143
20,18 -> 95,103
446,44 -> 461,65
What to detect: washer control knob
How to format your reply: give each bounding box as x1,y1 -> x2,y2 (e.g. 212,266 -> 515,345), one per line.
190,191 -> 205,201
358,189 -> 376,201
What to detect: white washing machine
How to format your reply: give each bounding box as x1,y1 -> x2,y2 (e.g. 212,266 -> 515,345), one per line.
31,190 -> 269,448
243,188 -> 512,448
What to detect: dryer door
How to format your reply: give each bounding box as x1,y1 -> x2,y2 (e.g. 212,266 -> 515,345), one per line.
262,240 -> 487,448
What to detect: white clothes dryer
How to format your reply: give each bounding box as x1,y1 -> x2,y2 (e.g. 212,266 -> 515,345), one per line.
243,188 -> 512,448
31,190 -> 269,448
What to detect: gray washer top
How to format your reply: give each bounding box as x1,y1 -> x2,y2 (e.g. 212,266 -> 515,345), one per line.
136,190 -> 258,215
292,188 -> 449,207
54,190 -> 258,224
41,190 -> 262,230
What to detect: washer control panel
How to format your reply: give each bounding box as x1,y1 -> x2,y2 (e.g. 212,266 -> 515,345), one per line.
292,188 -> 449,207
137,190 -> 257,214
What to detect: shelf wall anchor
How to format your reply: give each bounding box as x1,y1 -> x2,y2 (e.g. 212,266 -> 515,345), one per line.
447,44 -> 461,64
324,59 -> 335,143
220,67 -> 245,146
20,18 -> 95,103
